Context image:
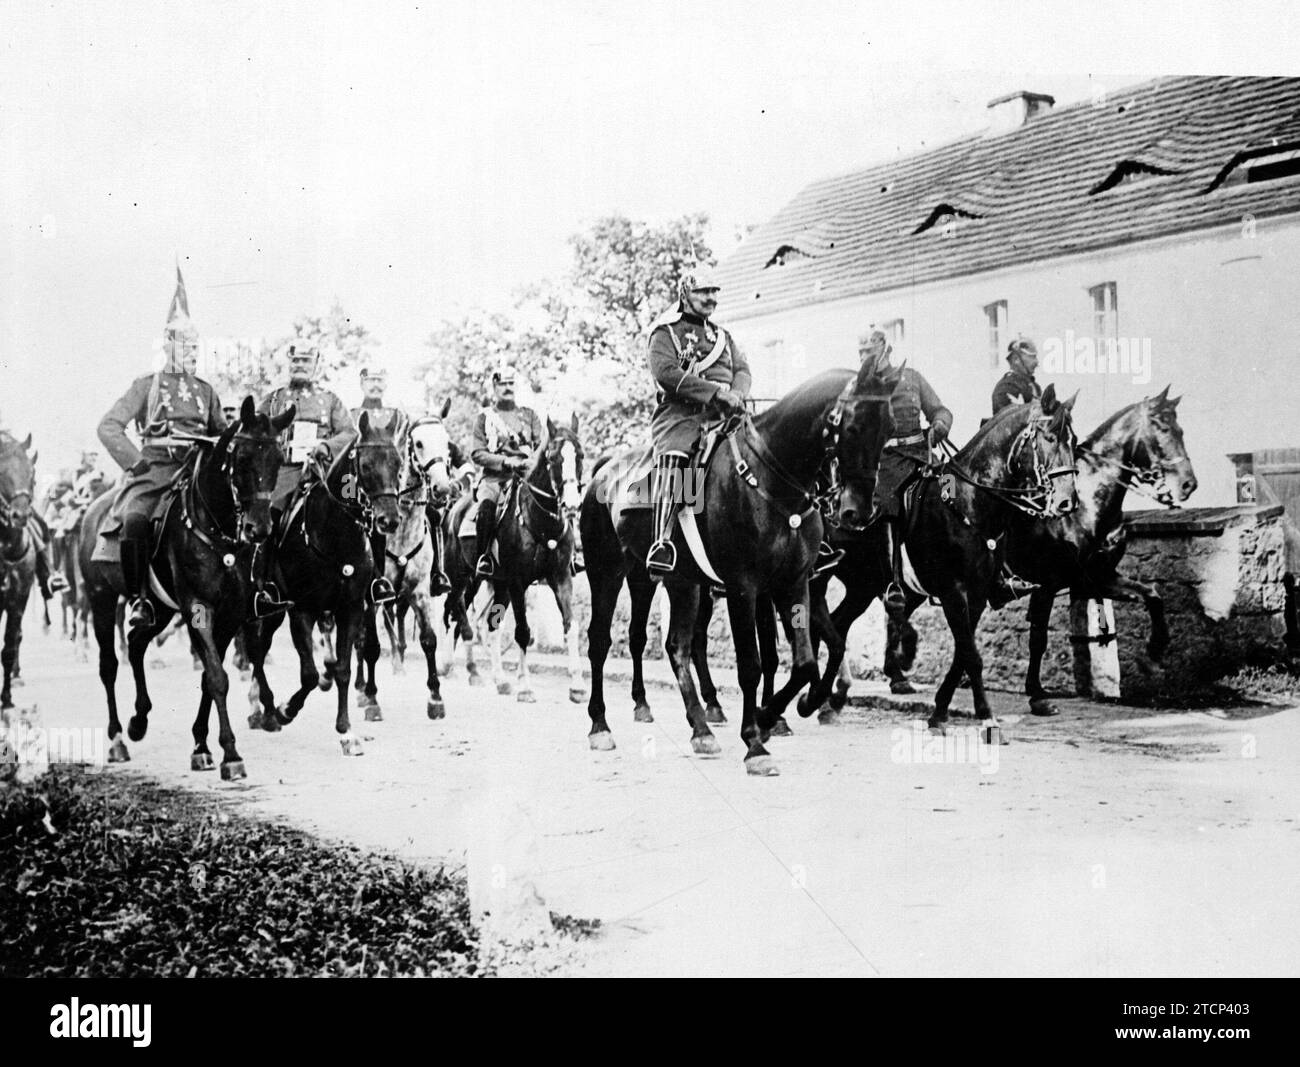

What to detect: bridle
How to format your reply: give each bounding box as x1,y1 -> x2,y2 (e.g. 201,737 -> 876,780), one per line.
405,416 -> 453,509
184,431 -> 278,555
303,437 -> 401,535
518,434 -> 582,535
933,412 -> 1076,517
816,381 -> 896,532
1076,406 -> 1188,509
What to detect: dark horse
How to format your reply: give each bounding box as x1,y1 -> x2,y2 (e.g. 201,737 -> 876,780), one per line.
353,406 -> 461,721
581,363 -> 900,776
980,387 -> 1197,714
0,433 -> 39,710
79,398 -> 292,776
244,411 -> 402,755
444,415 -> 585,703
803,389 -> 1079,733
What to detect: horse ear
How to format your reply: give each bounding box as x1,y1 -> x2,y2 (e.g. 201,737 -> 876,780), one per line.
1063,389 -> 1079,412
22,434 -> 31,451
439,396 -> 452,420
240,396 -> 256,426
271,403 -> 297,433
1156,384 -> 1171,401
1169,394 -> 1182,408
571,411 -> 580,435
546,416 -> 557,439
358,411 -> 370,436
31,450 -> 38,467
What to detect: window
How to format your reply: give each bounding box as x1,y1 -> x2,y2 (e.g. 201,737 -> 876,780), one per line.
879,318 -> 905,348
1090,282 -> 1118,351
983,300 -> 1008,368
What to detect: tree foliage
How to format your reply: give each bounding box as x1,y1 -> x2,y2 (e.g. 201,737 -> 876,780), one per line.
416,213 -> 715,460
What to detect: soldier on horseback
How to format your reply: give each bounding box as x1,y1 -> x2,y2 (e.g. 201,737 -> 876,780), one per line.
257,342 -> 397,608
992,336 -> 1043,415
97,269 -> 227,630
645,267 -> 751,579
856,328 -> 952,611
470,365 -> 543,578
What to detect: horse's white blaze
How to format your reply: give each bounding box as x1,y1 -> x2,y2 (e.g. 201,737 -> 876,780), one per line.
559,441 -> 581,510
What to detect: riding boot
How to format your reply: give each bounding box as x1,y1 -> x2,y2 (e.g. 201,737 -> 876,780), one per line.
370,533 -> 397,605
882,519 -> 906,614
251,540 -> 292,618
988,565 -> 1039,611
647,454 -> 687,580
425,511 -> 451,595
475,498 -> 499,578
121,517 -> 154,631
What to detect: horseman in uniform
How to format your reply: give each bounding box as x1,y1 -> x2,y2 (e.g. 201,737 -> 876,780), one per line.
645,267 -> 750,579
257,342 -> 397,606
470,365 -> 543,578
991,336 -> 1043,415
857,329 -> 952,610
97,268 -> 227,629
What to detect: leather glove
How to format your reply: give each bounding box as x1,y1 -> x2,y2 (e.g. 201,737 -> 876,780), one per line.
713,389 -> 747,417
506,457 -> 529,473
930,421 -> 950,443
310,443 -> 332,466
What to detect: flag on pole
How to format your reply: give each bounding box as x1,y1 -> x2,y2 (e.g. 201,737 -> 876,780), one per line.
166,262 -> 190,331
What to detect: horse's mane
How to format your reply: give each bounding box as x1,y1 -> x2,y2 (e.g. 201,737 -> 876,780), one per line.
953,400 -> 1032,462
1080,397 -> 1151,451
752,369 -> 856,431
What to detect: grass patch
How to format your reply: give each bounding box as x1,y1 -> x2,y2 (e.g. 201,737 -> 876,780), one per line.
0,768 -> 483,977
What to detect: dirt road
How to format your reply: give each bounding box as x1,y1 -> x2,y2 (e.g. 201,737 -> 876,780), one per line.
11,617 -> 1300,977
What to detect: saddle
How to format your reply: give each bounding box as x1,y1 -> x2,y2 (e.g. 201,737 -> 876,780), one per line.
455,477 -> 521,540
90,467 -> 189,565
605,423 -> 728,524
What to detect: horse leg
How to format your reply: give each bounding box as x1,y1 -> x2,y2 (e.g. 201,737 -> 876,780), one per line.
550,574 -> 585,703
757,592 -> 778,709
1025,587 -> 1058,714
318,617 -> 337,692
1090,573 -> 1167,660
931,589 -> 996,730
510,583 -> 534,703
189,613 -> 244,778
413,589 -> 444,719
359,606 -> 382,721
806,585 -> 871,717
191,672 -> 215,771
627,576 -> 655,724
664,583 -> 718,755
692,592 -> 727,724
385,602 -> 405,675
332,606 -> 363,756
725,584 -> 782,776
243,616 -> 282,730
586,567 -> 623,750
276,611 -> 321,725
126,611 -> 173,742
488,585 -> 511,695
89,592 -> 129,762
769,589 -> 836,726
0,607 -> 19,710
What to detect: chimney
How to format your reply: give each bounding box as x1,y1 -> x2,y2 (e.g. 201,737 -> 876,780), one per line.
986,90 -> 1055,134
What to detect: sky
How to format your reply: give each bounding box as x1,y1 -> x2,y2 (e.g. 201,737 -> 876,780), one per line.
3,0 -> 1299,477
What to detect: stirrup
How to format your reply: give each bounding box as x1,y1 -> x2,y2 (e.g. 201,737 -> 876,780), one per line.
128,597 -> 155,631
813,544 -> 845,576
253,586 -> 293,618
570,551 -> 585,576
646,540 -> 676,579
475,554 -> 496,578
370,577 -> 397,605
883,581 -> 906,613
48,574 -> 69,595
429,571 -> 452,596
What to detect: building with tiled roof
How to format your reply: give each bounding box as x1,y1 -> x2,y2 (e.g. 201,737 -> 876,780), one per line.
714,76 -> 1300,506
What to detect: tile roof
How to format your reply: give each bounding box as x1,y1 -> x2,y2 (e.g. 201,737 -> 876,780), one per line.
715,76 -> 1300,322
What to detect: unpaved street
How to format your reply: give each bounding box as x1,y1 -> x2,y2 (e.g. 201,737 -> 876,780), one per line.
12,616 -> 1300,977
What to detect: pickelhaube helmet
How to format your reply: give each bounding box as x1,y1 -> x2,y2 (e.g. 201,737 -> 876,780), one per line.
490,363 -> 516,385
359,362 -> 389,383
1007,336 -> 1038,361
678,264 -> 722,299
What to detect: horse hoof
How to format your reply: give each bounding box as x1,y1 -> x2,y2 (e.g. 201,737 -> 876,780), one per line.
516,689 -> 536,704
797,695 -> 813,718
827,690 -> 849,711
589,731 -> 616,752
467,673 -> 485,688
691,735 -> 721,757
127,716 -> 148,742
318,678 -> 333,692
745,755 -> 780,777
108,737 -> 130,763
568,687 -> 587,704
704,703 -> 727,724
260,708 -> 284,732
220,760 -> 247,781
1030,699 -> 1060,717
890,679 -> 917,695
247,711 -> 263,730
364,705 -> 383,722
770,716 -> 793,738
817,708 -> 842,726
355,690 -> 371,706
496,681 -> 513,695
927,723 -> 947,736
632,704 -> 653,723
426,700 -> 445,720
191,752 -> 215,772
339,736 -> 364,757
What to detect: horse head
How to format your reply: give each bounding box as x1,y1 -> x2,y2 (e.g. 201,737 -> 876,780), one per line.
1017,384 -> 1079,516
224,396 -> 295,543
0,432 -> 36,531
407,397 -> 455,504
355,411 -> 402,536
1137,386 -> 1198,506
832,360 -> 903,529
544,412 -> 585,518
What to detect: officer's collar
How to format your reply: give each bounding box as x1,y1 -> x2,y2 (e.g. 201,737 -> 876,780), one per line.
288,379 -> 315,391
679,310 -> 710,328
494,399 -> 517,412
360,396 -> 385,408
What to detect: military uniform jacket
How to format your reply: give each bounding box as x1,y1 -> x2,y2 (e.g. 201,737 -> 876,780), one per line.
884,367 -> 952,443
97,371 -> 227,470
471,403 -> 543,478
258,383 -> 355,467
991,368 -> 1042,414
350,400 -> 410,443
647,309 -> 751,407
